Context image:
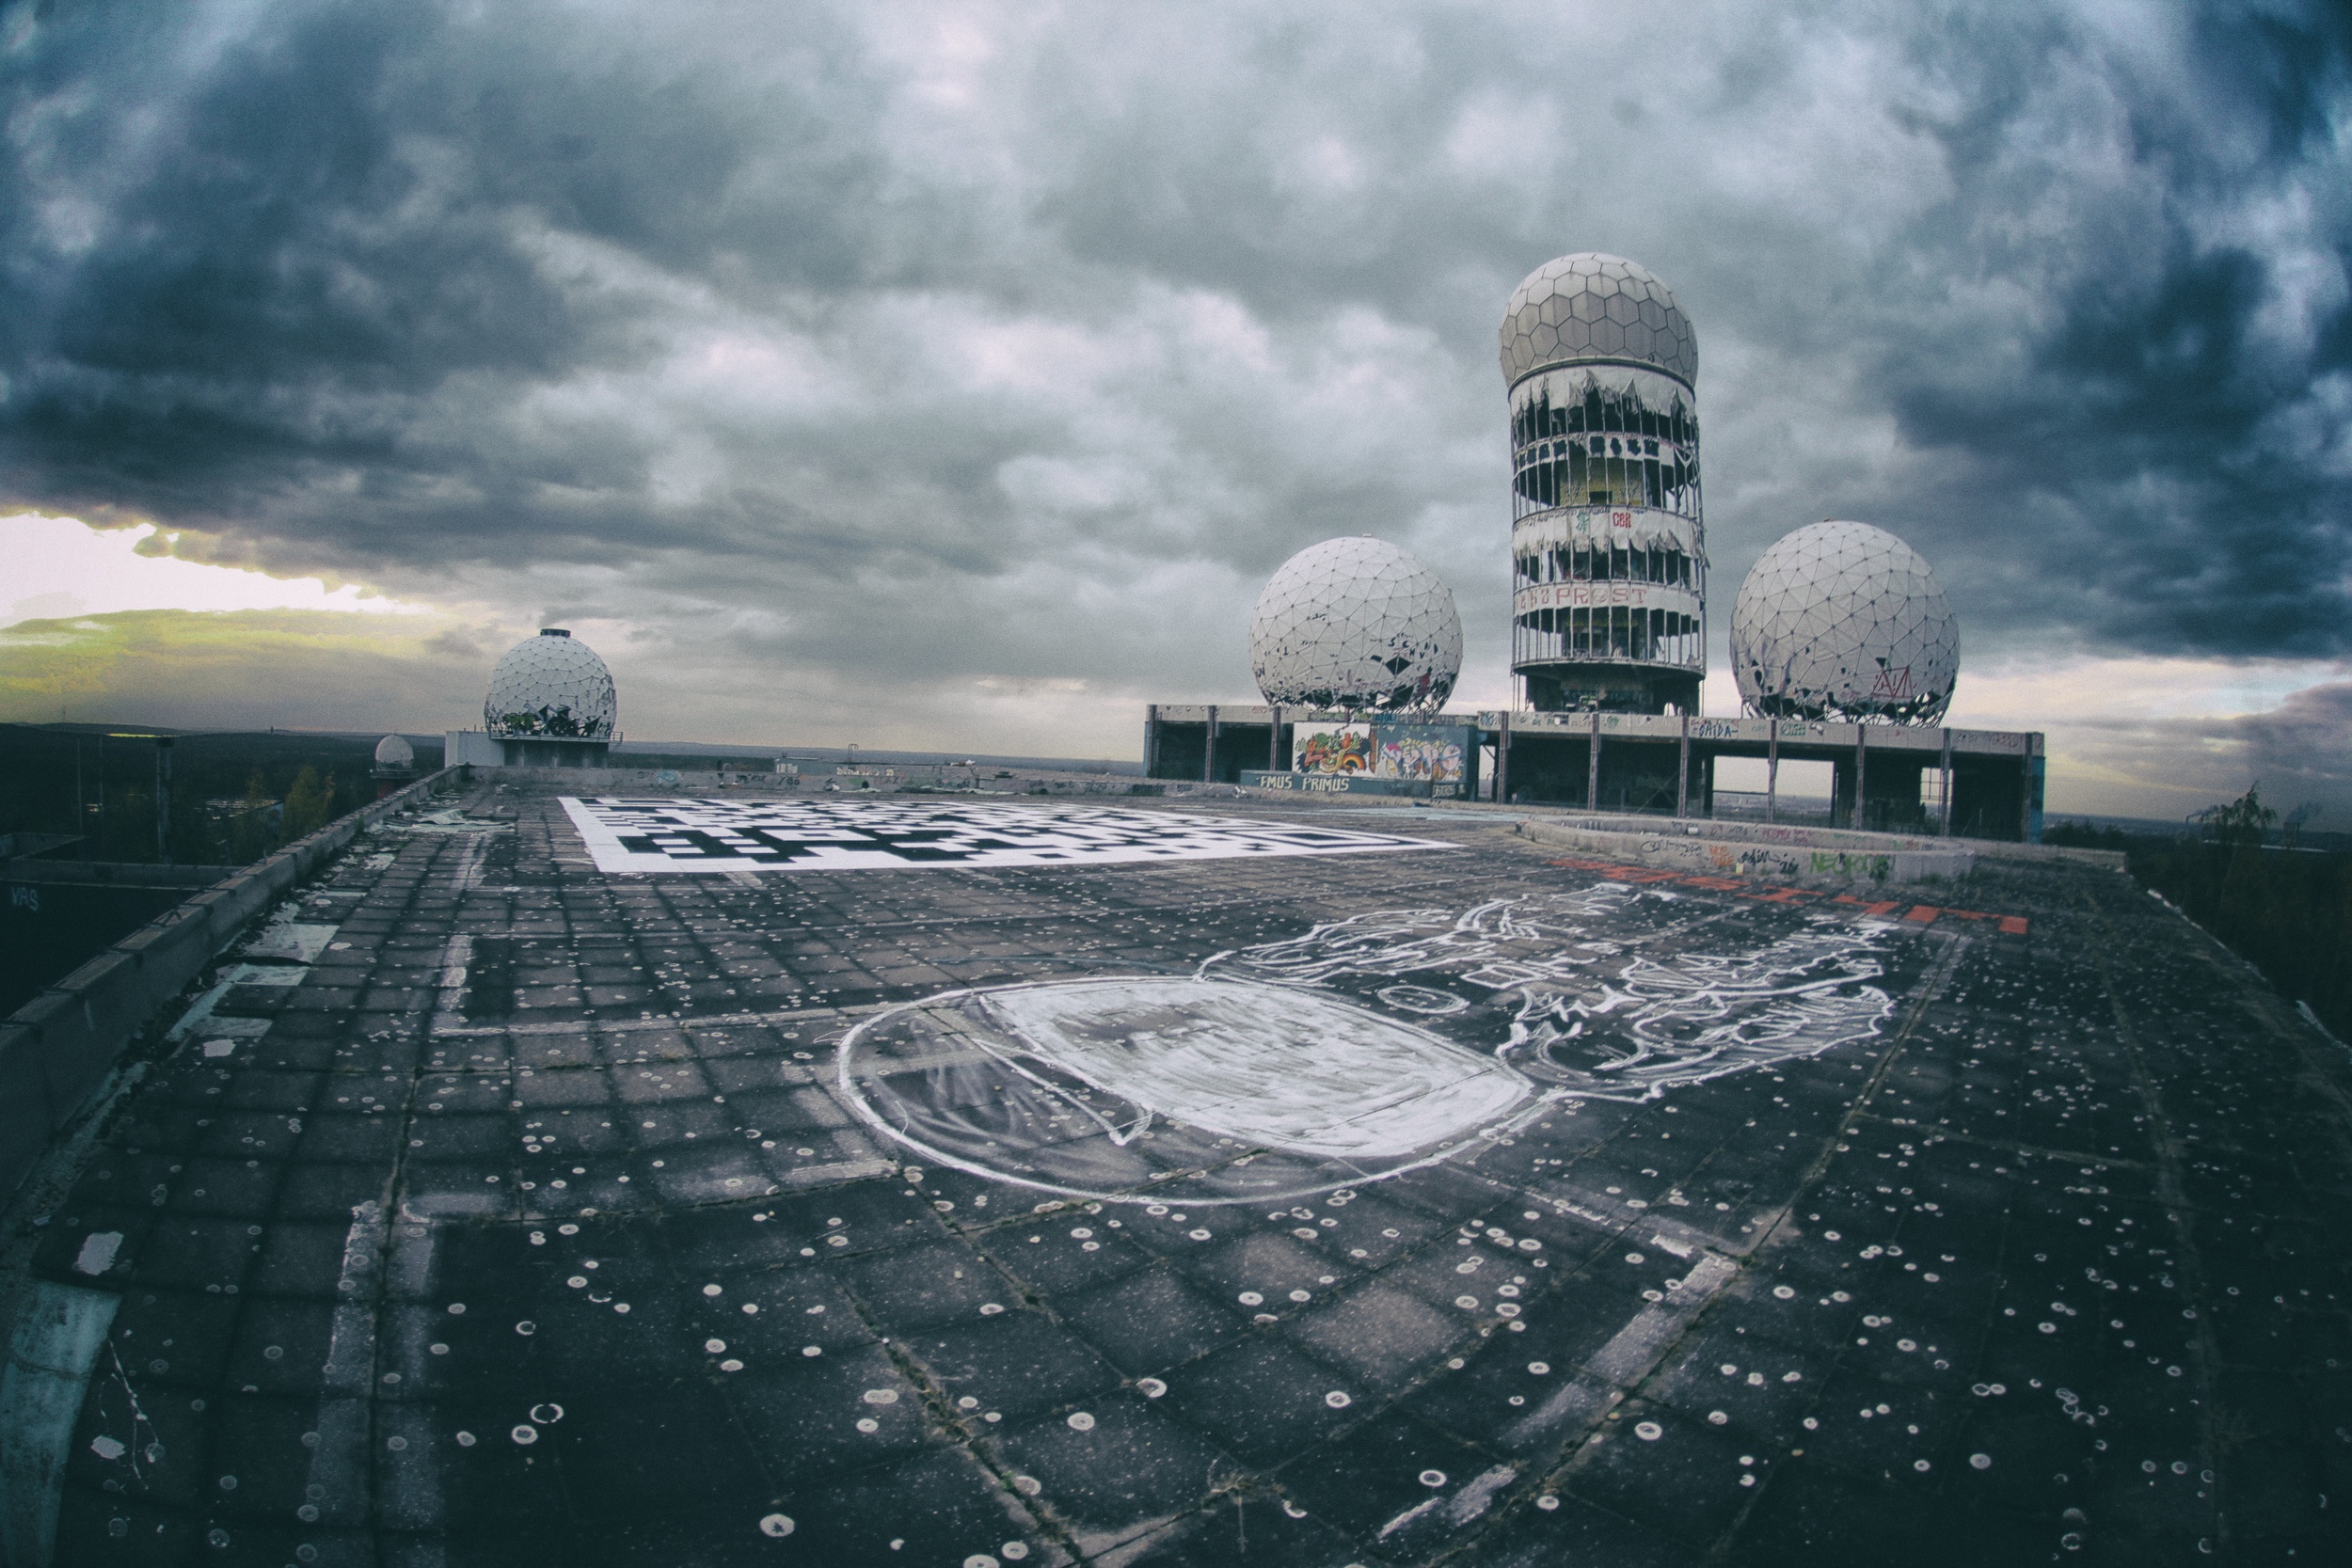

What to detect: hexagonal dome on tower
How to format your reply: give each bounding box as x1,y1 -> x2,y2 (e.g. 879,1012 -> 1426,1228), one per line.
484,628 -> 618,739
1499,253 -> 1697,388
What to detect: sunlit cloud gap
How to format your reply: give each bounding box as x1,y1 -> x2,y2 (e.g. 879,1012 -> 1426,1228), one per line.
2,515 -> 429,628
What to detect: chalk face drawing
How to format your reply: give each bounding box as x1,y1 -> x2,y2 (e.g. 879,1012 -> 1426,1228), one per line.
839,978 -> 1536,1206
841,887 -> 1899,1203
559,797 -> 1448,874
1214,891 -> 1896,1104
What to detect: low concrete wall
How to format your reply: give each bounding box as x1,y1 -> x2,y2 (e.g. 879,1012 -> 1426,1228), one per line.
1514,818 -> 1976,886
0,768 -> 468,1197
475,766 -> 1145,796
1447,802 -> 2124,872
0,862 -> 243,888
1240,770 -> 1459,800
475,766 -> 803,791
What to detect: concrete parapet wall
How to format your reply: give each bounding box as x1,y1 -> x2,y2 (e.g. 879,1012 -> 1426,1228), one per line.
482,766 -> 1145,795
0,767 -> 467,1197
1486,805 -> 2122,871
0,861 -> 243,888
1513,817 -> 1976,885
1240,770 -> 1459,800
482,766 -> 803,792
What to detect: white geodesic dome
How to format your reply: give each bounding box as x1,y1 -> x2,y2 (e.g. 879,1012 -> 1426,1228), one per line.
1249,538 -> 1462,714
1731,522 -> 1959,724
484,629 -> 617,738
373,735 -> 415,771
1500,253 -> 1697,388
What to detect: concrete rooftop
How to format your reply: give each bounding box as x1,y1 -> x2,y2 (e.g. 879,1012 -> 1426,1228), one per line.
6,780 -> 2347,1566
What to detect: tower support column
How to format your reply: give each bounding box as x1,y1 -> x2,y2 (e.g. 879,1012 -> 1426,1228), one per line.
1586,713 -> 1601,811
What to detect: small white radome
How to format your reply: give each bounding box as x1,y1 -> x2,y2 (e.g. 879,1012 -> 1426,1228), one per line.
1730,521 -> 1959,724
485,628 -> 617,738
1249,538 -> 1461,714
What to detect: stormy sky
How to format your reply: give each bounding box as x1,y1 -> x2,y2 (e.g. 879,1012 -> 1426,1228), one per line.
2,0 -> 2347,816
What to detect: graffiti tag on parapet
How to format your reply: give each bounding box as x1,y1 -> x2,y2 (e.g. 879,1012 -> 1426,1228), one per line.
1545,856 -> 2028,935
1807,850 -> 1890,879
1253,772 -> 1356,795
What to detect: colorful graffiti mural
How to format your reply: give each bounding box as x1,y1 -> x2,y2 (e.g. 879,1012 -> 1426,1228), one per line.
1293,722 -> 1472,784
1375,725 -> 1469,784
1295,725 -> 1375,774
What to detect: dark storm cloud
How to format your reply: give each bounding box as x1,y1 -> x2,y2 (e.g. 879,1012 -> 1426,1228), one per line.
0,0 -> 2347,715
1863,5 -> 2352,656
0,1 -> 894,557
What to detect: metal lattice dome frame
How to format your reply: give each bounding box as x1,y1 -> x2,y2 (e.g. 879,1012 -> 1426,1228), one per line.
1731,522 -> 1959,724
1249,538 -> 1462,715
484,629 -> 618,738
1500,253 -> 1697,388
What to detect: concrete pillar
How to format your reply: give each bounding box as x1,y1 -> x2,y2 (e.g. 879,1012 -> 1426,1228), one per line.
1586,712 -> 1601,812
1268,707 -> 1281,771
1204,705 -> 1218,784
1677,713 -> 1691,819
1939,729 -> 1954,838
1854,724 -> 1868,832
1144,705 -> 1159,780
1496,710 -> 1512,804
1766,719 -> 1779,825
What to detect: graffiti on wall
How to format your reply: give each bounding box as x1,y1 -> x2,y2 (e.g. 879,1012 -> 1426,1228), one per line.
1293,722 -> 1471,784
1295,725 -> 1375,774
1375,726 -> 1469,784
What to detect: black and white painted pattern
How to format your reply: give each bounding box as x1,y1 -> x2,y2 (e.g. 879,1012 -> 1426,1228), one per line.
559,795 -> 1450,873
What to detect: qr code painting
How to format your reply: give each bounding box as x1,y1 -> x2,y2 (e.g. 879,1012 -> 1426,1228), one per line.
558,796 -> 1451,874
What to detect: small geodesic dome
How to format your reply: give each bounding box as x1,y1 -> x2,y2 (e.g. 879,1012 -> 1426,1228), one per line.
373,735 -> 415,772
1731,522 -> 1958,723
484,629 -> 617,738
1249,538 -> 1462,713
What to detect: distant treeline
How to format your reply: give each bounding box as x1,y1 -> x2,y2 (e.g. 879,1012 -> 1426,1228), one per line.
0,724 -> 442,866
2048,790 -> 2352,1042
